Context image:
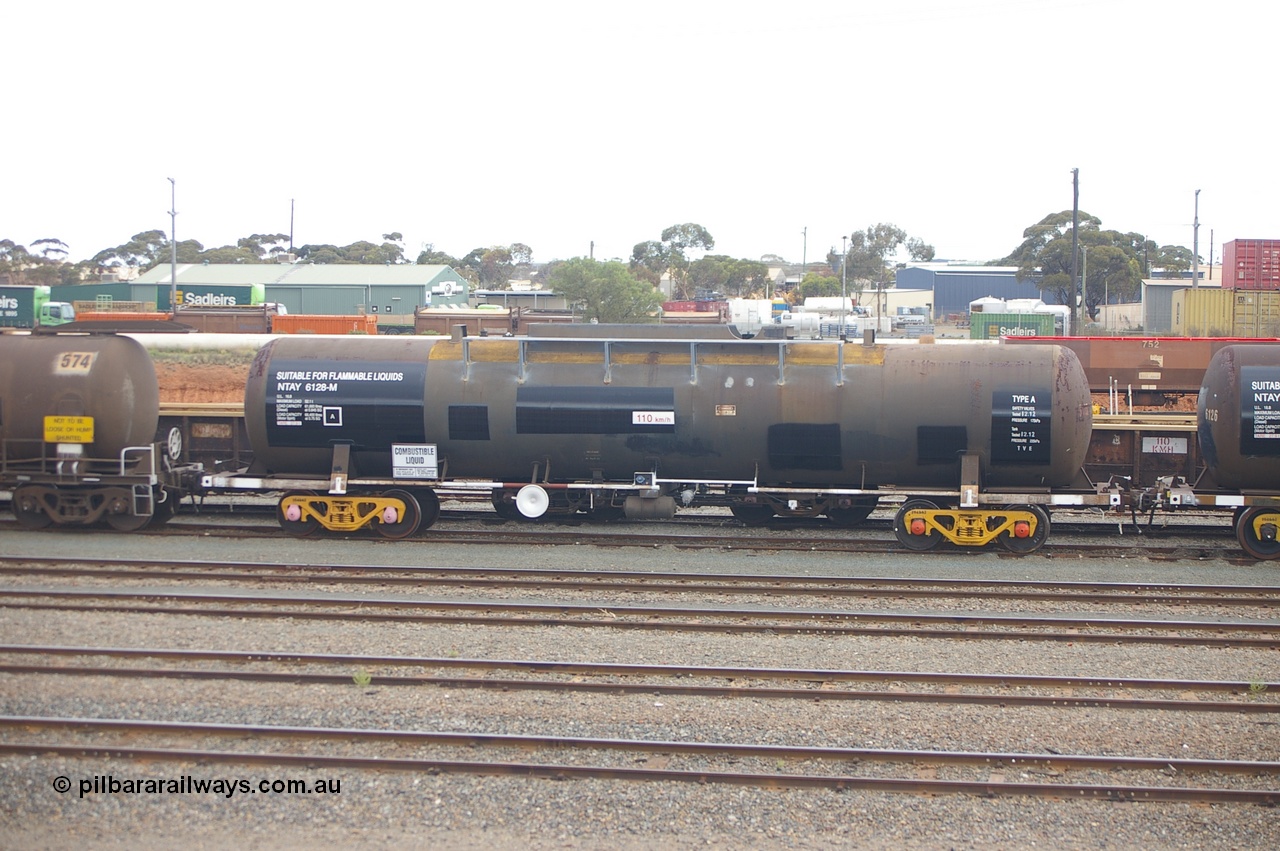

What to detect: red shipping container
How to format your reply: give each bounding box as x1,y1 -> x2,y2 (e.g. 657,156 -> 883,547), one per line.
1223,239 -> 1280,290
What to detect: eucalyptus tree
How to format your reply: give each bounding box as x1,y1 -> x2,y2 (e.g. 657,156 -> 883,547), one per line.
1001,211 -> 1149,319
547,257 -> 661,323
630,222 -> 715,298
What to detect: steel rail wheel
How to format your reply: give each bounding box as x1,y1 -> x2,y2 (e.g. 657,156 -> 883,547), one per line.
278,491 -> 323,537
893,498 -> 944,551
11,485 -> 53,530
998,505 -> 1051,554
374,489 -> 422,539
1236,507 -> 1280,560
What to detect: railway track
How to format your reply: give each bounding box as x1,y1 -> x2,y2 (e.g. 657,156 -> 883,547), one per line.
2,715 -> 1275,803
2,556 -> 1278,608
4,539 -> 1276,836
4,644 -> 1276,713
2,586 -> 1277,647
0,513 -> 1248,562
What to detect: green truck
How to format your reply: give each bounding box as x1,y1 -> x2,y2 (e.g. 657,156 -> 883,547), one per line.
0,285 -> 76,329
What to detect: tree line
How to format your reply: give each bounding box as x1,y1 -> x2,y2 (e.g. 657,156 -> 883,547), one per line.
2,213 -> 1199,323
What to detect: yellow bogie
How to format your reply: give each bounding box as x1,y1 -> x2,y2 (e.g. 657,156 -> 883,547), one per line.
278,490 -> 422,538
894,503 -> 1050,553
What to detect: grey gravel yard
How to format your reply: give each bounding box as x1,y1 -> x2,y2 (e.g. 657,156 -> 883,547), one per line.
2,527 -> 1278,849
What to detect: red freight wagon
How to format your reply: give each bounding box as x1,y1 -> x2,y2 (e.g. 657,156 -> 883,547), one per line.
1002,335 -> 1280,403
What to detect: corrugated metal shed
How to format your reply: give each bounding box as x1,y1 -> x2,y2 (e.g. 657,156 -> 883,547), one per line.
134,263 -> 469,317
896,264 -> 1051,319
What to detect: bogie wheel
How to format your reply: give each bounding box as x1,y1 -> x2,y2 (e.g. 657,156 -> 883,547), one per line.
374,489 -> 422,539
12,485 -> 53,529
411,488 -> 441,531
730,503 -> 775,526
1236,507 -> 1280,560
105,511 -> 154,532
998,504 -> 1051,554
101,487 -> 152,532
893,498 -> 943,551
827,497 -> 880,528
278,491 -> 323,537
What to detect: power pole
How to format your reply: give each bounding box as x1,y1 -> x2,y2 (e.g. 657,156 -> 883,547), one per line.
1070,168 -> 1080,335
167,178 -> 178,312
840,234 -> 848,337
1192,189 -> 1201,289
800,226 -> 807,296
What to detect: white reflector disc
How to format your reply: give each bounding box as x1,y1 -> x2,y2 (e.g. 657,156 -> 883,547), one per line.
515,485 -> 550,518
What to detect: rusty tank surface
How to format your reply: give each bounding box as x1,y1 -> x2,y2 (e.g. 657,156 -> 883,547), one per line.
0,331 -> 160,459
243,336 -> 1092,489
1197,344 -> 1280,490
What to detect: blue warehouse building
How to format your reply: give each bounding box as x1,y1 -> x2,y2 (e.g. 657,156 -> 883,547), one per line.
895,263 -> 1055,320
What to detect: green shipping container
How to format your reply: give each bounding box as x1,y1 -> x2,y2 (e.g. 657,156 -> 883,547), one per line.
163,283 -> 264,311
969,312 -> 1055,339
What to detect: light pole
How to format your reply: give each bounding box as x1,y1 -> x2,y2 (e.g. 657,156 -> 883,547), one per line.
800,226 -> 807,299
167,178 -> 178,312
840,234 -> 847,337
1070,168 -> 1080,335
1192,189 -> 1201,289
1080,244 -> 1089,332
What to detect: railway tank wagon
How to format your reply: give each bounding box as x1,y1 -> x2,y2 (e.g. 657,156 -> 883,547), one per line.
232,335 -> 1094,551
0,332 -> 198,529
1191,344 -> 1280,558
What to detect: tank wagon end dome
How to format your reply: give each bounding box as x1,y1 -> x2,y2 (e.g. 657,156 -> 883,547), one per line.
1198,344 -> 1280,490
0,333 -> 160,459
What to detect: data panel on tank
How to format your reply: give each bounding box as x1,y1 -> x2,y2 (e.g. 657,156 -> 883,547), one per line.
990,389 -> 1050,464
1240,366 -> 1280,456
266,359 -> 427,448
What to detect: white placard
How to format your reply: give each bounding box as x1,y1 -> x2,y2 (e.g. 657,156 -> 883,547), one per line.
392,444 -> 438,479
1142,436 -> 1187,455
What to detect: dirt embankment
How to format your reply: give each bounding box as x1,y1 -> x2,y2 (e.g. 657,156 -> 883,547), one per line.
155,363 -> 247,404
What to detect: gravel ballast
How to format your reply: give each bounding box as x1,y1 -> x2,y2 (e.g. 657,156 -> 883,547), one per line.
2,526 -> 1278,849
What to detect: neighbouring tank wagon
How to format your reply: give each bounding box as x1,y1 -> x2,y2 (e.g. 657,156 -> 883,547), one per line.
1171,344 -> 1280,559
1198,344 -> 1280,490
0,331 -> 200,528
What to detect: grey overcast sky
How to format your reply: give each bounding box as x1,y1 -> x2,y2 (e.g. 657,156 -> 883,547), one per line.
3,0 -> 1272,267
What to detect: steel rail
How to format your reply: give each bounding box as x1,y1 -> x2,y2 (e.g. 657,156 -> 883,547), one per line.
3,597 -> 1278,648
2,587 -> 1276,633
4,555 -> 1275,598
2,718 -> 1275,803
4,644 -> 1274,694
2,557 -> 1277,607
0,514 -> 1240,557
6,716 -> 1274,776
3,659 -> 1274,714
